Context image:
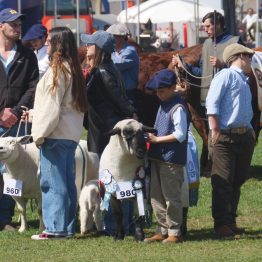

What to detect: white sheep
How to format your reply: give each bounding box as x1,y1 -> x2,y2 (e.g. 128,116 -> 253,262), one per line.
79,179 -> 104,235
0,136 -> 99,232
99,119 -> 155,241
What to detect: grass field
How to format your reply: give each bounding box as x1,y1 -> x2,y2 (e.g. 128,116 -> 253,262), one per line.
0,131 -> 261,262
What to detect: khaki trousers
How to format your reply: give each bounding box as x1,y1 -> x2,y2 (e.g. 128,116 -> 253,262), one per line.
150,160 -> 184,236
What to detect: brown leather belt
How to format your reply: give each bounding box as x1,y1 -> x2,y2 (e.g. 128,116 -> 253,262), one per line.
220,127 -> 249,135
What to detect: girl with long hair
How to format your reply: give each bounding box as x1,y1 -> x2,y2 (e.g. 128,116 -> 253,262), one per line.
31,27 -> 87,240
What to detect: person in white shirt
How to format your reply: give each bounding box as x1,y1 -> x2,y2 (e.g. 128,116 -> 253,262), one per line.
23,24 -> 49,78
242,8 -> 257,42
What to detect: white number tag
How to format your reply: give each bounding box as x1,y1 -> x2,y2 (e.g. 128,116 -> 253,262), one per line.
116,181 -> 136,199
3,178 -> 23,197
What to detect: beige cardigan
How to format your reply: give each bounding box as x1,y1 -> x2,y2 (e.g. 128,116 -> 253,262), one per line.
31,64 -> 84,146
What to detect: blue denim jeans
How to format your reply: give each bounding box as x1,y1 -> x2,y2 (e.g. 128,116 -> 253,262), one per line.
40,138 -> 78,236
104,200 -> 135,236
0,123 -> 30,223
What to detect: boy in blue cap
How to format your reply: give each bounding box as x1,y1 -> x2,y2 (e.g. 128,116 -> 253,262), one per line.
22,24 -> 49,78
144,68 -> 189,244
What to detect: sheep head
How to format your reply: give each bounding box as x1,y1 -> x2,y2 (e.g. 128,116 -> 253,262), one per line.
106,119 -> 156,159
0,135 -> 31,163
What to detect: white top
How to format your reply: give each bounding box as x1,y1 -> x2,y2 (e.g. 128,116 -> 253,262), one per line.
35,45 -> 49,79
31,63 -> 84,146
242,14 -> 257,29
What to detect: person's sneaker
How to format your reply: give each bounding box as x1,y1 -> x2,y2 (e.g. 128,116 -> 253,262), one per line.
31,233 -> 68,240
214,225 -> 235,237
0,223 -> 16,232
144,233 -> 167,243
229,224 -> 245,234
162,235 -> 183,244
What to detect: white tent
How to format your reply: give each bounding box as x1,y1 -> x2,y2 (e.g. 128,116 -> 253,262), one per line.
117,0 -> 224,24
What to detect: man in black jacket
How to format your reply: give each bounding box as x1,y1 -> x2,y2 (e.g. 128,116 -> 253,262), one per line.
0,8 -> 39,231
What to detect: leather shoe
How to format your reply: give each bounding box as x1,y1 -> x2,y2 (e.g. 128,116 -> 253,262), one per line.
229,224 -> 245,234
214,225 -> 235,237
162,235 -> 183,244
144,233 -> 167,243
0,223 -> 16,232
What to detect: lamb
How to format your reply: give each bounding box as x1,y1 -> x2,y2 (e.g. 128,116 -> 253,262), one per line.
99,119 -> 155,241
79,179 -> 104,235
0,136 -> 99,232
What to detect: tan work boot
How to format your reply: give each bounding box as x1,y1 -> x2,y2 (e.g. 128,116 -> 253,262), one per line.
229,224 -> 245,234
162,235 -> 183,244
144,233 -> 167,243
214,225 -> 235,237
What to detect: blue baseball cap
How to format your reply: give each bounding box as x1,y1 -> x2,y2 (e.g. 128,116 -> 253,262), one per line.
146,69 -> 177,90
80,30 -> 115,54
0,8 -> 25,23
22,24 -> 47,41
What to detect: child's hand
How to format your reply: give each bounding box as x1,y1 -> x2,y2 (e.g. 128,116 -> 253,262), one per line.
147,132 -> 158,143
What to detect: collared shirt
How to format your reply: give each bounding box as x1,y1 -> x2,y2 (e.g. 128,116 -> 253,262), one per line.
35,45 -> 49,79
206,66 -> 253,129
171,107 -> 187,142
0,44 -> 17,74
111,43 -> 139,91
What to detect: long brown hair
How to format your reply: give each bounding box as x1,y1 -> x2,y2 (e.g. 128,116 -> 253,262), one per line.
48,27 -> 87,112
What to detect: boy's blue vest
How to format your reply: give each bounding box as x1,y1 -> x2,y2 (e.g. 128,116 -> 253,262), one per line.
149,95 -> 189,165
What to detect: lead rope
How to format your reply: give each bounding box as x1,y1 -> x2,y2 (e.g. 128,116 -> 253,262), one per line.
15,106 -> 29,150
174,54 -> 213,80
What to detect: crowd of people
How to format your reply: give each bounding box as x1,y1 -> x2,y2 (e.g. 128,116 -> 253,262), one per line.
0,6 -> 258,244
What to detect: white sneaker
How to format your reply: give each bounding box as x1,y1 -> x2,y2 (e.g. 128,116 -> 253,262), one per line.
31,233 -> 68,240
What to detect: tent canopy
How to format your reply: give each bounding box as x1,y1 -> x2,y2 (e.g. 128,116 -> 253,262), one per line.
117,0 -> 224,24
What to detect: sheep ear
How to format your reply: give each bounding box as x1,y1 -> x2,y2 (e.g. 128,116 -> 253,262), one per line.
105,127 -> 121,137
142,125 -> 157,134
16,135 -> 32,145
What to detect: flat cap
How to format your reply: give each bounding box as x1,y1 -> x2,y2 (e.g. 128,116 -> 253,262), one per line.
146,69 -> 177,90
106,24 -> 130,36
22,24 -> 47,41
223,43 -> 254,64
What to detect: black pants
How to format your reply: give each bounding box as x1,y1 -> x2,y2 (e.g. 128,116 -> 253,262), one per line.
208,129 -> 255,227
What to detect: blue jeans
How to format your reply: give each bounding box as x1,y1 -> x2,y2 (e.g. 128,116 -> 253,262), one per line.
40,138 -> 78,236
0,123 -> 30,223
104,200 -> 135,236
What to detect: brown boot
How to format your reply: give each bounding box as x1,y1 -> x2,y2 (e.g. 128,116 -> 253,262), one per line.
162,235 -> 183,244
214,225 -> 235,237
229,224 -> 245,234
144,233 -> 167,243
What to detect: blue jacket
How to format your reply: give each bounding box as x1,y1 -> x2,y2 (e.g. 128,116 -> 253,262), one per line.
111,43 -> 139,91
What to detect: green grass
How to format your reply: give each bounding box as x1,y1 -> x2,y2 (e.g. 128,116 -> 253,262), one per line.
0,131 -> 261,262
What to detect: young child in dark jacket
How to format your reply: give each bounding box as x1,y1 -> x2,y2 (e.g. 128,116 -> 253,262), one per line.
144,69 -> 189,244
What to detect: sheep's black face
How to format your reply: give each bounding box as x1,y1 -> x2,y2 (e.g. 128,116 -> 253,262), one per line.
123,127 -> 147,159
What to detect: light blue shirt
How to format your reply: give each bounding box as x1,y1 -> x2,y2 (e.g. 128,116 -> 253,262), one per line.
0,44 -> 17,74
172,106 -> 187,142
206,66 -> 253,129
111,43 -> 139,91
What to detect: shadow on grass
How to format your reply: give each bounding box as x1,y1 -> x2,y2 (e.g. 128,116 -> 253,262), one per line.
186,228 -> 262,241
249,165 -> 262,180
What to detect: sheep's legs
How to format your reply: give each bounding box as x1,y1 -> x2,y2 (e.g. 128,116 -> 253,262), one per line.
37,196 -> 44,232
134,215 -> 145,242
93,205 -> 104,232
110,196 -> 125,240
13,196 -> 28,232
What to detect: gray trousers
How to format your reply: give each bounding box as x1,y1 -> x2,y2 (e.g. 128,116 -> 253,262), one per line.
150,160 -> 184,236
